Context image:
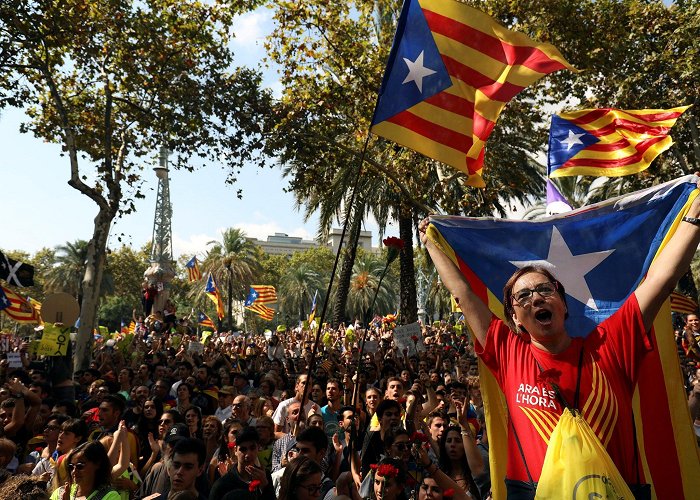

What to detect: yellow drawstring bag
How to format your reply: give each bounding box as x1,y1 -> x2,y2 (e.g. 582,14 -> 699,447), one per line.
535,408 -> 634,499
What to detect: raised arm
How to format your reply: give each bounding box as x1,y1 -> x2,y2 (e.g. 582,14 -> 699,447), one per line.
636,186 -> 700,331
419,218 -> 492,347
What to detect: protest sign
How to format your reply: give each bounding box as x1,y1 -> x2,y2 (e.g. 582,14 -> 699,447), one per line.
393,322 -> 425,356
37,323 -> 70,356
6,352 -> 22,368
188,341 -> 204,354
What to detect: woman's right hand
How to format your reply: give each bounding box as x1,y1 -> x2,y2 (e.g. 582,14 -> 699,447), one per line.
148,432 -> 160,455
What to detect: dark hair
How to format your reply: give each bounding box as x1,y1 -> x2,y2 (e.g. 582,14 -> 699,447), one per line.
54,399 -> 78,417
376,399 -> 401,419
171,437 -> 207,467
101,394 -> 126,415
296,425 -> 328,453
502,265 -> 568,331
66,441 -> 112,490
177,361 -> 193,371
338,405 -> 355,419
438,426 -> 480,498
177,383 -> 194,397
235,426 -> 260,446
163,409 -> 184,424
61,418 -> 89,442
373,457 -> 407,485
383,427 -> 409,452
45,413 -> 70,426
277,455 -> 322,500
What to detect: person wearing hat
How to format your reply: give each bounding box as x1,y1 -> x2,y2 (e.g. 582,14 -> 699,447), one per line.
231,372 -> 250,396
137,423 -> 190,498
215,387 -> 235,423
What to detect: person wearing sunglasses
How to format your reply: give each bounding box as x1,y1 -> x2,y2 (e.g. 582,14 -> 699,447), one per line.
420,200 -> 700,500
50,441 -> 120,500
277,455 -> 323,500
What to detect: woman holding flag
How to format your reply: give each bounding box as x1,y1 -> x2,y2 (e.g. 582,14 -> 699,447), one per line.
418,177 -> 700,499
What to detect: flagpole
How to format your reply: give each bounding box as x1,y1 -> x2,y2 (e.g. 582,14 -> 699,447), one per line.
296,132 -> 372,432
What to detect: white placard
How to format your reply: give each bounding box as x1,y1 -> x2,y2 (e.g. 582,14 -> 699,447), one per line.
6,352 -> 22,368
187,341 -> 204,354
393,322 -> 425,356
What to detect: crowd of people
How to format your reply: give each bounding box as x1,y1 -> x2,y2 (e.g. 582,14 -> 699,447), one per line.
0,302 -> 697,500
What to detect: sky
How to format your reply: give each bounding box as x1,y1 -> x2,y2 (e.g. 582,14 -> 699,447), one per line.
0,9 -> 390,258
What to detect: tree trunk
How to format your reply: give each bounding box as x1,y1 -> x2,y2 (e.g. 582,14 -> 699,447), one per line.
332,200 -> 364,326
227,264 -> 233,330
399,208 -> 418,324
74,208 -> 113,370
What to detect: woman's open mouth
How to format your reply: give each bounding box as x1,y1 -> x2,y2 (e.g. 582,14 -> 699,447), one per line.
535,310 -> 553,324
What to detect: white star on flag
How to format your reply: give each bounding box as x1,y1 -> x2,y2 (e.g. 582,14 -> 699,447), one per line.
509,227 -> 614,310
560,129 -> 586,150
402,51 -> 436,93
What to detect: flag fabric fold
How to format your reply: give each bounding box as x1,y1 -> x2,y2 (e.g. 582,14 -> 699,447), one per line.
547,106 -> 689,179
185,256 -> 202,282
371,0 -> 574,187
670,291 -> 698,315
205,274 -> 225,320
426,175 -> 700,499
0,285 -> 41,323
246,302 -> 275,321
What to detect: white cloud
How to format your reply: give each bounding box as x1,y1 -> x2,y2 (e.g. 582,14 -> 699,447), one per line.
172,232 -> 219,257
231,10 -> 272,48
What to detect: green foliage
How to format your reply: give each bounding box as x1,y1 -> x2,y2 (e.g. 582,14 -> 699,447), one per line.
108,245 -> 149,305
98,295 -> 134,332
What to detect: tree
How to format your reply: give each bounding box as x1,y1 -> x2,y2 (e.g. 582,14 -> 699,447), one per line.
0,0 -> 272,368
279,264 -> 322,321
345,250 -> 399,321
264,0 -> 553,325
45,240 -> 113,303
204,228 -> 260,328
107,245 -> 149,307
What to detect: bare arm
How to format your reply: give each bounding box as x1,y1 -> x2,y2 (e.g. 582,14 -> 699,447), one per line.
636,190 -> 700,331
419,218 -> 492,347
111,421 -> 131,478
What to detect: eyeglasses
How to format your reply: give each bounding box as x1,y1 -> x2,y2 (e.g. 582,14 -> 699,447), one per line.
68,462 -> 87,471
297,484 -> 322,495
44,425 -> 60,432
512,282 -> 558,307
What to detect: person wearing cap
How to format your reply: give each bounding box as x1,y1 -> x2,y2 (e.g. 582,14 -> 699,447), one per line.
137,423 -> 190,498
214,387 -> 234,423
231,373 -> 250,396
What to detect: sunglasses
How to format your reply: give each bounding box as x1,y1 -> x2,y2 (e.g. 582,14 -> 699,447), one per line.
68,462 -> 87,471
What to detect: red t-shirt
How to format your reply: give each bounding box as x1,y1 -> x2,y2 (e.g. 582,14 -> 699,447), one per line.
475,293 -> 652,484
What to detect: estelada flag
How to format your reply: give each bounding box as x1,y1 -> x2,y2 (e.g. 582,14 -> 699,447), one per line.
185,256 -> 202,282
246,302 -> 275,321
371,0 -> 574,187
548,106 -> 689,179
0,285 -> 41,324
197,311 -> 216,329
245,285 -> 277,306
205,274 -> 225,320
426,175 -> 700,499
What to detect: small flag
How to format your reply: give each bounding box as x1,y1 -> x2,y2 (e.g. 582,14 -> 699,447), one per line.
245,285 -> 277,306
185,256 -> 202,282
128,321 -> 136,334
205,274 -> 225,320
246,302 -> 275,321
0,286 -> 41,323
197,311 -> 216,329
545,178 -> 572,215
0,250 -> 35,287
670,291 -> 698,315
548,106 -> 689,179
308,290 -> 318,324
370,0 -> 575,187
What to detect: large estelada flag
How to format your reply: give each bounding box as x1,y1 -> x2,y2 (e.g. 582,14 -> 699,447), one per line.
670,291 -> 698,315
205,274 -> 225,320
426,176 -> 700,499
371,0 -> 574,187
0,285 -> 41,323
548,106 -> 689,179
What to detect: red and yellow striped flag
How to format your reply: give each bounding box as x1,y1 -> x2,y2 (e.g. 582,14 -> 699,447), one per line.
251,285 -> 277,304
246,302 -> 275,321
670,291 -> 698,315
0,285 -> 41,323
548,106 -> 689,178
371,0 -> 574,187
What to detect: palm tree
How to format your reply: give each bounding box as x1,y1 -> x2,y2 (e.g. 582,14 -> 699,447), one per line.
203,228 -> 260,328
279,264 -> 322,321
45,240 -> 113,303
345,252 -> 398,322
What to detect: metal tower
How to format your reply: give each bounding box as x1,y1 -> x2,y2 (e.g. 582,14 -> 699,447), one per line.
144,146 -> 176,313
